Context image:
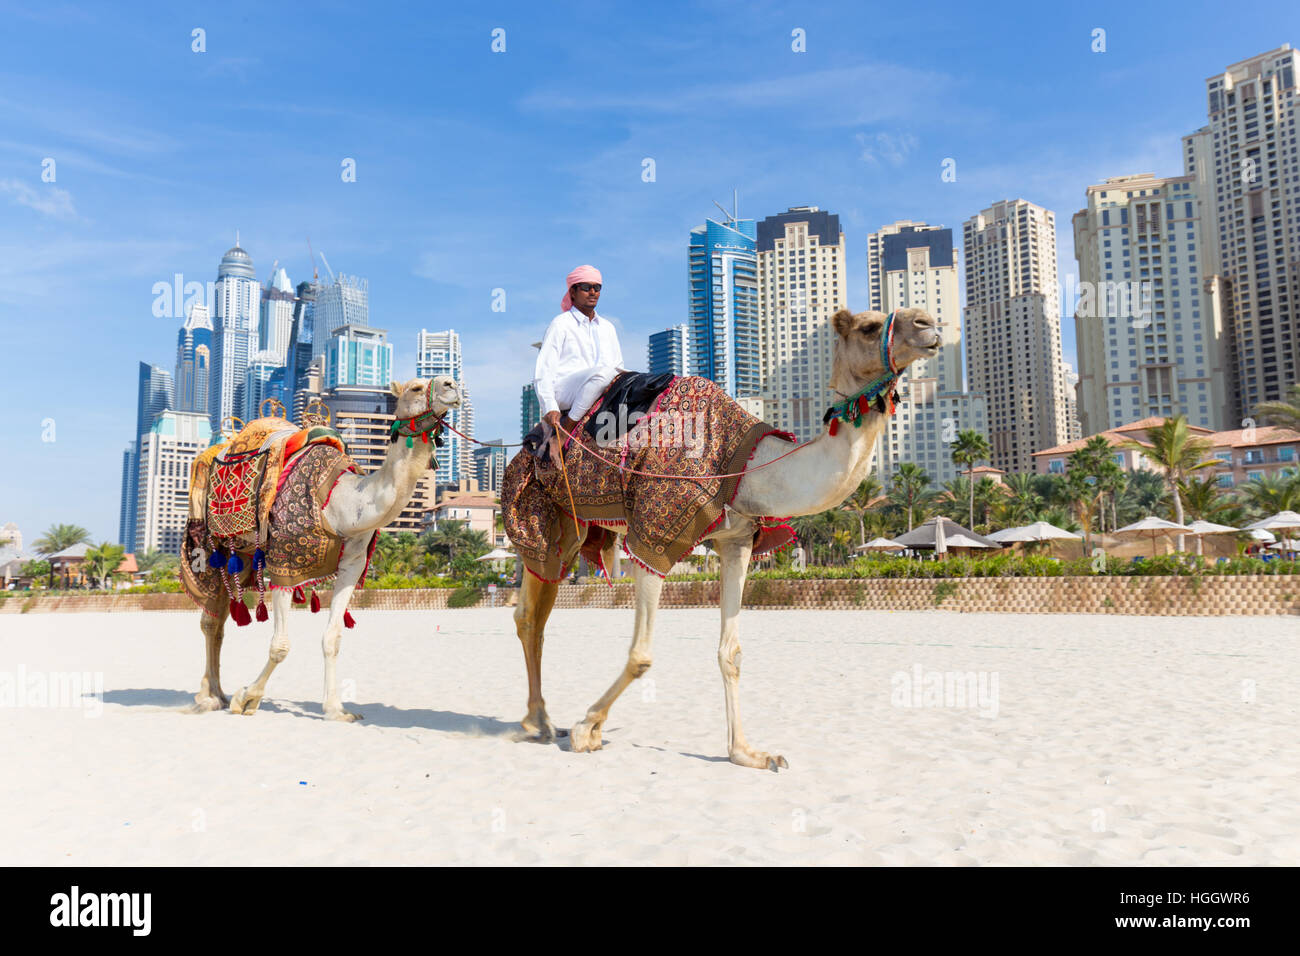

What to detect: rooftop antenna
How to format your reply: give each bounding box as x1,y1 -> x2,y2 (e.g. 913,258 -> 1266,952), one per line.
712,189 -> 740,226
306,238 -> 319,283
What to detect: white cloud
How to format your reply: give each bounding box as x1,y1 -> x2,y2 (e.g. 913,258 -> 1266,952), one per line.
857,131 -> 919,166
0,178 -> 76,219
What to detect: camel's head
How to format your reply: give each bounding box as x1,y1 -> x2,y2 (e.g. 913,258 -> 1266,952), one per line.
830,307 -> 939,386
390,376 -> 461,419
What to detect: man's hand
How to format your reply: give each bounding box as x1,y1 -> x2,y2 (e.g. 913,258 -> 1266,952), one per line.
544,410 -> 562,464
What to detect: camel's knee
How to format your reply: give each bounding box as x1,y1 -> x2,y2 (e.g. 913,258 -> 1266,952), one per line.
718,644 -> 741,680
627,652 -> 652,679
322,629 -> 343,657
268,638 -> 290,664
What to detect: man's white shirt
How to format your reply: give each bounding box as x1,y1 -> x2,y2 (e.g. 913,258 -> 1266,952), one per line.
533,308 -> 625,415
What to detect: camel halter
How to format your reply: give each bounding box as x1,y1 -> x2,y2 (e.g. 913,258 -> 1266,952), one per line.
821,310 -> 902,435
390,405 -> 447,466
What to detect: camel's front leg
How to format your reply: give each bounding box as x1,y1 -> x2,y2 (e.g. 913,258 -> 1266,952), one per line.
322,537 -> 370,722
185,608 -> 230,713
717,536 -> 787,771
571,566 -> 663,752
230,588 -> 292,715
514,572 -> 559,741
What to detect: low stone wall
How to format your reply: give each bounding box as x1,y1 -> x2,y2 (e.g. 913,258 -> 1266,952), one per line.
2,575 -> 1297,616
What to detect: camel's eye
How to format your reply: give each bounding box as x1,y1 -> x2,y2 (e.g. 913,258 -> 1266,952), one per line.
412,385 -> 424,392
861,324 -> 881,336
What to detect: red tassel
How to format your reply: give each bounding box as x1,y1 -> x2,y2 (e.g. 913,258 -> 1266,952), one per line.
229,598 -> 252,627
292,586 -> 305,604
343,610 -> 355,629
310,591 -> 321,613
858,394 -> 871,417
828,417 -> 839,437
255,601 -> 269,622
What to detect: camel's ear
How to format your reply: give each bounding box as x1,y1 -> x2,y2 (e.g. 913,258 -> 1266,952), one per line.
832,309 -> 856,339
390,380 -> 403,397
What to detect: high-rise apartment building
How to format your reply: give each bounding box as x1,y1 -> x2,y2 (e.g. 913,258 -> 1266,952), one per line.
688,215 -> 759,399
866,221 -> 987,483
756,206 -> 847,442
209,241 -> 259,433
963,199 -> 1070,474
520,383 -> 540,441
242,354 -> 288,421
1196,45 -> 1300,420
135,410 -> 211,555
120,362 -> 176,549
1061,362 -> 1082,442
1072,173 -> 1232,434
648,324 -> 689,377
415,329 -> 474,488
286,280 -> 317,421
118,440 -> 136,548
473,441 -> 508,494
175,302 -> 212,415
258,266 -> 296,365
324,324 -> 393,389
312,274 -> 369,363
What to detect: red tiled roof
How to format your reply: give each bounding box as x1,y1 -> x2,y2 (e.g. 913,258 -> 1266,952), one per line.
1209,425 -> 1300,448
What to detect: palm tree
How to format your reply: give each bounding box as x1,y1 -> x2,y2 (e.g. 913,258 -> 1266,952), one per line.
1120,416 -> 1215,550
1094,460 -> 1127,534
840,474 -> 883,547
1234,471 -> 1300,518
888,463 -> 935,532
34,523 -> 91,555
83,542 -> 126,590
973,477 -> 1003,530
999,472 -> 1044,526
1179,474 -> 1234,522
950,430 -> 992,529
1255,383 -> 1300,432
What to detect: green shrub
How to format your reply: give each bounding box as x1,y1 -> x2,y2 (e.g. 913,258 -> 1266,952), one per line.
447,587 -> 481,609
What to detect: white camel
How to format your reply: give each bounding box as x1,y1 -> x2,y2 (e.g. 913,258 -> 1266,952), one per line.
188,376 -> 461,720
513,307 -> 939,769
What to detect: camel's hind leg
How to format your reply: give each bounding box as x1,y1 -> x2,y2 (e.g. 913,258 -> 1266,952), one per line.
514,571 -> 560,741
322,536 -> 371,722
570,564 -> 663,752
185,607 -> 230,713
717,534 -> 786,771
230,588 -> 293,716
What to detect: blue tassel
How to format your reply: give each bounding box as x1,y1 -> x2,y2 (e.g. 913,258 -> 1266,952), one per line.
253,548 -> 266,570
208,549 -> 224,569
227,553 -> 244,575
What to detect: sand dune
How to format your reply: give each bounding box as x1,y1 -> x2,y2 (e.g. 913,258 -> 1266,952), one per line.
1,608 -> 1296,865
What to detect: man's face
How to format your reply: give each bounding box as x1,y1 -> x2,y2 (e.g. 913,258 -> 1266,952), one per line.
570,281 -> 601,312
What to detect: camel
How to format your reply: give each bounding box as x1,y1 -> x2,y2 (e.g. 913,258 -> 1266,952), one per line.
512,307 -> 939,769
187,376 -> 461,720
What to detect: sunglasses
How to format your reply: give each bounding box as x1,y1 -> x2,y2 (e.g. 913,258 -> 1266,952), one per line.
572,282 -> 602,293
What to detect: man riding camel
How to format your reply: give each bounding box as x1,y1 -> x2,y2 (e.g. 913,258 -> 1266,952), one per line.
535,264 -> 625,463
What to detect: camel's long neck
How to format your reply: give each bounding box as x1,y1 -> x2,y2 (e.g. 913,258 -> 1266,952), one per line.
331,434 -> 432,536
731,363 -> 890,518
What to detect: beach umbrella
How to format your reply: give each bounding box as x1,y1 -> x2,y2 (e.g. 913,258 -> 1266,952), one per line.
1267,538 -> 1299,554
854,536 -> 906,553
1247,528 -> 1277,542
934,515 -> 947,556
475,547 -> 516,562
1113,515 -> 1192,558
895,517 -> 999,552
989,521 -> 1080,544
1245,510 -> 1300,533
1184,519 -> 1238,557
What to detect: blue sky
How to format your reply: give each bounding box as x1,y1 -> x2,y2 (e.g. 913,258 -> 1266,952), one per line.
0,0 -> 1292,544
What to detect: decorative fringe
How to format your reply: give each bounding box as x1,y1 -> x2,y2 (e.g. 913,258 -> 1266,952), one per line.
828,417 -> 839,437
310,591 -> 321,613
343,610 -> 355,629
255,600 -> 269,622
292,586 -> 305,604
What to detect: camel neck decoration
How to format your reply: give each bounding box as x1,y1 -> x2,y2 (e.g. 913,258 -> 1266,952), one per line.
822,309 -> 901,435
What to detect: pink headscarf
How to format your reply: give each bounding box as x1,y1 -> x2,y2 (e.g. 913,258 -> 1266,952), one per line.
561,264 -> 603,311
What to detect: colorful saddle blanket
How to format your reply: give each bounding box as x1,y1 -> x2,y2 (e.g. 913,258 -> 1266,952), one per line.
503,375 -> 796,580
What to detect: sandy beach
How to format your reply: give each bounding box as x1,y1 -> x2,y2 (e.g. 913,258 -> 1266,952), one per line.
2,607 -> 1297,865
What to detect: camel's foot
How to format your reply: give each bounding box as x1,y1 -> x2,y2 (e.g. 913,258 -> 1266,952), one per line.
520,708 -> 556,743
229,687 -> 262,715
184,691 -> 228,714
569,716 -> 604,752
324,706 -> 363,722
729,747 -> 789,772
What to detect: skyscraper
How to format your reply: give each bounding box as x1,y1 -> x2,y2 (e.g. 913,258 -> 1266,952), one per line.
312,273 -> 369,363
1072,173 -> 1231,434
258,266 -> 296,365
963,199 -> 1069,474
416,329 -> 474,487
209,241 -> 259,433
688,215 -> 759,399
648,324 -> 689,377
867,221 -> 987,483
520,383 -> 540,441
756,206 -> 848,442
121,362 -> 175,549
324,325 -> 393,389
243,353 -> 288,421
135,410 -> 211,555
175,302 -> 212,414
286,280 -> 318,420
1196,45 -> 1300,420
